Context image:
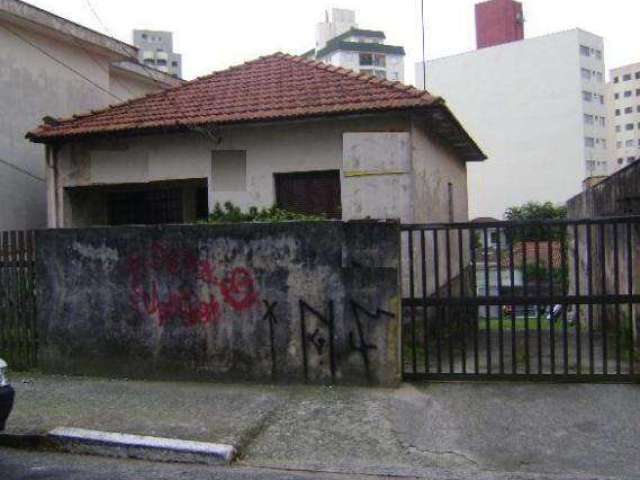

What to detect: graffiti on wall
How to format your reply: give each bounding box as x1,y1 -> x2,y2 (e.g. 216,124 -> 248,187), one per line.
125,242 -> 259,327
262,299 -> 394,382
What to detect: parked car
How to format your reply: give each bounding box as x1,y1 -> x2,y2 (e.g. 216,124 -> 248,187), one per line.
0,359 -> 14,431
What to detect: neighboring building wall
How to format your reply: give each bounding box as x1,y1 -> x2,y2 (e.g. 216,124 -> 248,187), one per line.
316,8 -> 356,50
35,222 -> 401,385
0,8 -> 176,232
50,114 -> 468,229
607,62 -> 640,174
566,162 -> 640,344
475,0 -> 524,49
417,29 -> 607,219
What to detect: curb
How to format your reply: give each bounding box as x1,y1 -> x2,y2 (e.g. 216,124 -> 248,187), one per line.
1,427 -> 236,465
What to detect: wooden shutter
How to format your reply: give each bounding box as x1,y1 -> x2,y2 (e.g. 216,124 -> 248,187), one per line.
274,170 -> 341,218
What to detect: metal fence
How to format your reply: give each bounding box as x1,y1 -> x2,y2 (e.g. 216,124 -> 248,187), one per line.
0,231 -> 37,369
401,217 -> 640,382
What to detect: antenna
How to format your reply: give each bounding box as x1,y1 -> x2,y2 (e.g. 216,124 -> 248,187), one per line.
421,0 -> 427,90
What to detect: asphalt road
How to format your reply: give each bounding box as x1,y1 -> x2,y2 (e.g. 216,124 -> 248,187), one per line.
0,447 -> 406,480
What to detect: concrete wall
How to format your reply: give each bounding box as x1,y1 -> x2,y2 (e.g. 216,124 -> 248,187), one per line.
51,113 -> 469,231
0,12 -> 169,231
417,29 -> 607,219
567,162 -> 640,343
35,221 -> 402,385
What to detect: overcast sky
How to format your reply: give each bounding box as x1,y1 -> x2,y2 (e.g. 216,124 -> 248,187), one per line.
27,0 -> 640,83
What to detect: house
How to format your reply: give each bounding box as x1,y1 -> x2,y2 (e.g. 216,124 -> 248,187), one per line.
27,53 -> 485,228
0,0 -> 182,231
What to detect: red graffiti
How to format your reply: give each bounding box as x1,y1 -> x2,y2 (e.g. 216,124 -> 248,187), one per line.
125,244 -> 259,327
220,267 -> 259,311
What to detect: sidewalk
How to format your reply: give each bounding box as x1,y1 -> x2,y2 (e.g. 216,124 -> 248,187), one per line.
3,373 -> 640,479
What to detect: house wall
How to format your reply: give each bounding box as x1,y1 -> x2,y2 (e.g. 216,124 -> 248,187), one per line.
0,14 -> 168,231
417,29 -> 607,219
35,221 -> 402,385
52,113 -> 468,231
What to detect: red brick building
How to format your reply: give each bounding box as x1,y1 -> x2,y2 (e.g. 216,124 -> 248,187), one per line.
475,0 -> 525,49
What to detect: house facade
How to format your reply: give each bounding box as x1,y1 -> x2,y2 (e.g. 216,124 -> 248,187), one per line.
28,53 -> 485,228
0,0 -> 182,231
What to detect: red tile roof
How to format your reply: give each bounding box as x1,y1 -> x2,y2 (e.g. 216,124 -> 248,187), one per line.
27,52 -> 486,161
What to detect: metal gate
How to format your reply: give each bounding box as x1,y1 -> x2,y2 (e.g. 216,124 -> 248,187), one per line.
401,217 -> 640,382
0,231 -> 38,369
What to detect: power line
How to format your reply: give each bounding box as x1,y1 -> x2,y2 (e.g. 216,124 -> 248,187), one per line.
0,156 -> 45,183
1,22 -> 124,102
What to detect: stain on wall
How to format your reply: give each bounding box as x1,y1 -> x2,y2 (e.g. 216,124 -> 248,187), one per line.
36,221 -> 401,385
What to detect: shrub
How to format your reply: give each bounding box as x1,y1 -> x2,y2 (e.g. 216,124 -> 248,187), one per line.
200,202 -> 327,224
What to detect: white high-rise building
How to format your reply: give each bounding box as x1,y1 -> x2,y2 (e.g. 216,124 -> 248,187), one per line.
416,29 -> 608,219
607,63 -> 640,174
304,8 -> 405,82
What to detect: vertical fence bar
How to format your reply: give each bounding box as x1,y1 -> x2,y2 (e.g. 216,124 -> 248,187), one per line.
547,236 -> 555,376
496,226 -> 504,374
470,227 -> 479,374
586,223 -> 595,375
420,230 -> 429,375
560,226 -> 569,376
626,221 -> 634,375
574,223 -> 582,375
433,229 -> 442,374
8,231 -> 17,366
458,228 -> 467,374
613,222 -> 621,375
599,223 -> 607,375
535,240 -> 542,374
509,228 -> 516,374
408,229 -> 417,376
483,228 -> 491,374
16,231 -> 26,367
522,230 -> 531,374
445,227 -> 454,373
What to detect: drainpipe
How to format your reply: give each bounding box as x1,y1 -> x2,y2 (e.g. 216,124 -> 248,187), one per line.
45,144 -> 60,228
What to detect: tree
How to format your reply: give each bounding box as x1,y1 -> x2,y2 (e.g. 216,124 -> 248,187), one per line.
504,201 -> 567,242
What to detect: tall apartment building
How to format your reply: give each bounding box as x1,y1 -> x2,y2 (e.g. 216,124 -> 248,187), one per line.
475,0 -> 525,49
303,8 -> 405,82
133,30 -> 182,78
416,29 -> 608,219
607,62 -> 640,174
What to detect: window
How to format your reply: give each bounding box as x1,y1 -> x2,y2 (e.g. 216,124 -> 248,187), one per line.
109,188 -> 183,225
157,59 -> 167,66
615,93 -> 620,100
625,107 -> 633,114
628,157 -> 636,164
274,170 -> 341,218
626,123 -> 634,131
595,72 -> 603,82
172,61 -> 178,67
626,140 -> 635,147
616,109 -> 621,116
212,150 -> 247,192
616,125 -> 622,132
598,95 -> 604,104
624,74 -> 632,81
637,106 -> 640,113
637,89 -> 640,96
636,72 -> 640,80
601,139 -> 607,149
581,68 -> 591,80
582,91 -> 592,102
584,114 -> 594,125
595,50 -> 602,59
618,158 -> 624,165
584,137 -> 595,147
143,58 -> 155,65
359,53 -> 385,67
580,45 -> 591,56
614,76 -> 620,84
625,91 -> 633,98
617,141 -> 623,149
599,117 -> 606,127
142,33 -> 148,40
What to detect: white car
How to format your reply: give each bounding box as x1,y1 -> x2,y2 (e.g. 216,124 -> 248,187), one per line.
0,358 -> 14,431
